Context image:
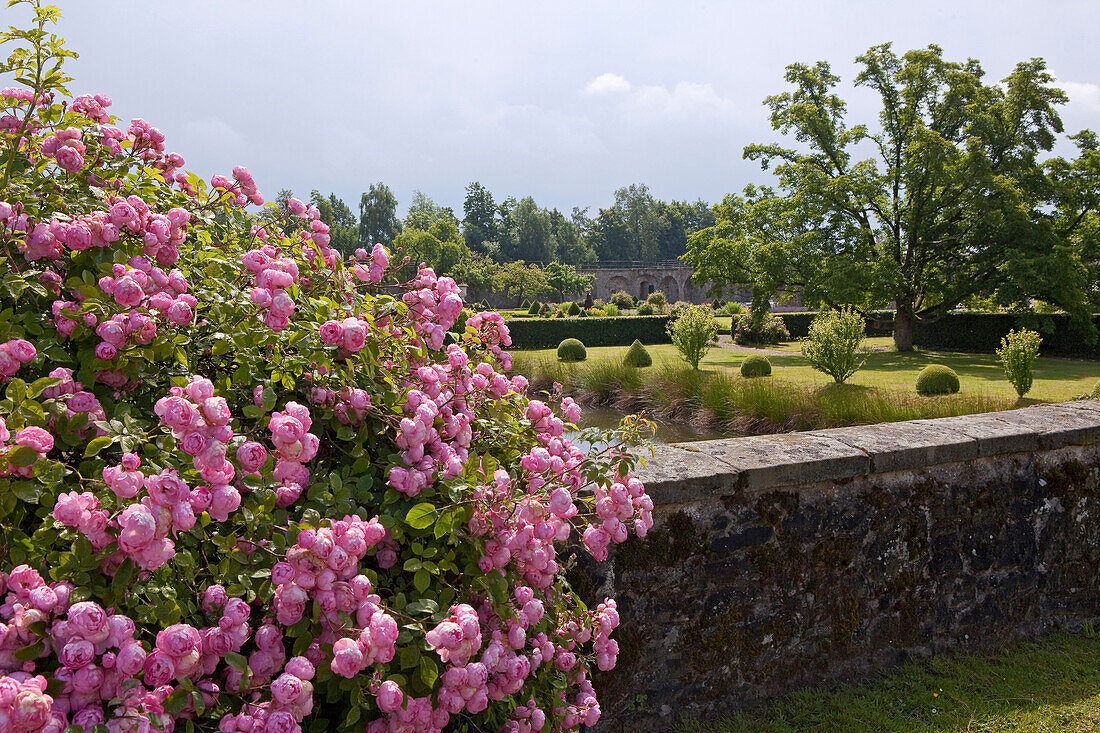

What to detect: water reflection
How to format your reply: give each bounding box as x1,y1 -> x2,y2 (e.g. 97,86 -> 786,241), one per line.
568,406 -> 725,452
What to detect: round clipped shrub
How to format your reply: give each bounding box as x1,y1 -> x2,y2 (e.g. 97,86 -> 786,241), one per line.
740,354 -> 772,378
557,338 -> 588,361
916,364 -> 961,395
623,339 -> 653,367
566,301 -> 581,316
0,12 -> 654,732
637,302 -> 656,316
647,291 -> 667,308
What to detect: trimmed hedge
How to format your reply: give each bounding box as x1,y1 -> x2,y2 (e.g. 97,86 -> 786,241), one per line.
507,315 -> 672,349
911,312 -> 1100,357
779,310 -> 895,339
779,310 -> 1100,356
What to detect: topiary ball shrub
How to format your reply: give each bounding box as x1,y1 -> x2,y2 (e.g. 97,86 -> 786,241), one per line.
636,302 -> 656,316
740,354 -> 772,378
915,364 -> 961,395
557,338 -> 588,361
623,339 -> 653,367
566,301 -> 582,316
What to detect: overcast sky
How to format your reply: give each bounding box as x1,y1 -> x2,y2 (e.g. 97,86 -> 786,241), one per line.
21,1 -> 1100,217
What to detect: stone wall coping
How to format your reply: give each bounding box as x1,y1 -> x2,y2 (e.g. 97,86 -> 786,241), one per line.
637,400 -> 1100,503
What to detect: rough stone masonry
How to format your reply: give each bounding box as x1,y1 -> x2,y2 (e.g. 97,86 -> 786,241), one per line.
578,401 -> 1100,731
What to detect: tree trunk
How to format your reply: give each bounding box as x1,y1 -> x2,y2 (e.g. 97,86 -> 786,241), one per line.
894,306 -> 914,352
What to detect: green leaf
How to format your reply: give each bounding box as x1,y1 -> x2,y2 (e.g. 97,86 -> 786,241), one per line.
28,376 -> 60,398
413,569 -> 430,593
7,445 -> 39,468
14,640 -> 43,661
11,481 -> 42,503
164,689 -> 188,715
405,599 -> 439,615
418,656 -> 439,690
224,651 -> 249,672
433,508 -> 456,539
84,435 -> 113,458
405,503 -> 437,530
5,378 -> 26,406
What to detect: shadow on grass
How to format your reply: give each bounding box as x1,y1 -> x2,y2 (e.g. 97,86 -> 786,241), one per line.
676,632 -> 1100,733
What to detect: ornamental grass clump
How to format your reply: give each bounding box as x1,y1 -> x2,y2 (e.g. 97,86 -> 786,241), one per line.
0,6 -> 653,731
668,305 -> 718,370
915,364 -> 960,395
997,328 -> 1043,397
801,307 -> 868,384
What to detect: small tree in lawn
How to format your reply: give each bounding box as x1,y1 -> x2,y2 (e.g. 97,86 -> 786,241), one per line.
668,305 -> 718,370
997,328 -> 1042,397
801,307 -> 868,383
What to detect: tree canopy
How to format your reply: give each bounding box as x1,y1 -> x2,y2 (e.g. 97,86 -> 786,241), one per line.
684,44 -> 1100,350
359,182 -> 402,245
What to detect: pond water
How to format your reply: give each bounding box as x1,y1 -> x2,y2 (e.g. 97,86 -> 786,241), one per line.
568,406 -> 728,451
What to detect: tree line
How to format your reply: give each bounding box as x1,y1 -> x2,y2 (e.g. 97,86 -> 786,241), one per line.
276,182 -> 715,302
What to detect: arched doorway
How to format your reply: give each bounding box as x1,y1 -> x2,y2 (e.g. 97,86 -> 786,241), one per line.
607,276 -> 630,300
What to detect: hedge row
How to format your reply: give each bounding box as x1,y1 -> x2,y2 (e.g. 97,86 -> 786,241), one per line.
911,312 -> 1100,357
505,315 -> 672,349
778,311 -> 895,339
781,310 -> 1100,357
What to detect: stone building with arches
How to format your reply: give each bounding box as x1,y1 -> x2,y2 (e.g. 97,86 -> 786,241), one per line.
580,263 -> 756,304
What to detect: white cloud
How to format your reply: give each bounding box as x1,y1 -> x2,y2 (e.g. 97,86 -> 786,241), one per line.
582,73 -> 741,122
584,72 -> 632,95
1059,80 -> 1100,115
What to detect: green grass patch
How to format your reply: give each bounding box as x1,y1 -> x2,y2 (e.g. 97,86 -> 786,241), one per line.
513,341 -> 1100,404
677,631 -> 1100,733
509,341 -> 1100,434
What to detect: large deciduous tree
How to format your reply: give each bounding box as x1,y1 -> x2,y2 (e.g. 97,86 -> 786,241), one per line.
309,190 -> 357,254
462,180 -> 497,255
684,44 -> 1100,350
358,182 -> 402,246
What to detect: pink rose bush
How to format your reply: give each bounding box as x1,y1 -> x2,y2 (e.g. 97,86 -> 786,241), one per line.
0,4 -> 653,732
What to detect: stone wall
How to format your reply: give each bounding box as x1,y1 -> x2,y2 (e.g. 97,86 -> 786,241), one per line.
582,402 -> 1100,731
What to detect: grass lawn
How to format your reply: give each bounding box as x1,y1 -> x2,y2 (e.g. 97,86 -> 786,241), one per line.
677,631 -> 1100,733
517,340 -> 1100,404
